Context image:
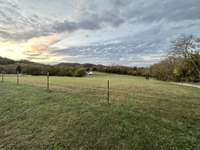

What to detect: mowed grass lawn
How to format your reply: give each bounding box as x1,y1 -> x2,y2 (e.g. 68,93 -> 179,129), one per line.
0,73 -> 200,149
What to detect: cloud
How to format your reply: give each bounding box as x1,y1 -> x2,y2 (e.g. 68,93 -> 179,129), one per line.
1,0 -> 200,66
51,31 -> 167,66
20,34 -> 63,63
0,1 -> 126,41
52,13 -> 125,33
121,0 -> 200,23
22,34 -> 60,56
1,0 -> 200,41
50,15 -> 200,66
0,33 -> 62,63
0,0 -> 50,41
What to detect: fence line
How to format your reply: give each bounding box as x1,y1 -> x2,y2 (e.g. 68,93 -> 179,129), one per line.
1,74 -> 135,94
0,74 -> 150,105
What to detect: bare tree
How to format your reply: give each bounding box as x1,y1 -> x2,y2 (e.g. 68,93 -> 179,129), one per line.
171,35 -> 200,77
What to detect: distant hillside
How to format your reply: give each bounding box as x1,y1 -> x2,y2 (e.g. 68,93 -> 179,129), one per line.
0,56 -> 119,69
56,62 -> 104,69
0,56 -> 41,65
0,56 -> 16,65
0,57 -> 96,68
0,56 -> 148,77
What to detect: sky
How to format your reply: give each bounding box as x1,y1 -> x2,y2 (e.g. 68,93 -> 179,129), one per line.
0,0 -> 200,66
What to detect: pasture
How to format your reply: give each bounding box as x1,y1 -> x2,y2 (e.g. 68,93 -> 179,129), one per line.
0,73 -> 200,149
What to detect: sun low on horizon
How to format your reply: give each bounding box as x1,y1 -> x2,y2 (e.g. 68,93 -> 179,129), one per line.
0,0 -> 200,66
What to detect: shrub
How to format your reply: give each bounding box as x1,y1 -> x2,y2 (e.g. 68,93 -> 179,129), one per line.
74,68 -> 86,77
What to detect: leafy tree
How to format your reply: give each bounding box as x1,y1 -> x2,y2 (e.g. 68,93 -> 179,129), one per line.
16,65 -> 22,73
74,68 -> 86,77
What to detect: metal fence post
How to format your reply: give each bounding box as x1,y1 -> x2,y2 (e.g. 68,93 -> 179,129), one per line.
107,80 -> 110,104
17,72 -> 19,85
47,72 -> 50,91
1,72 -> 3,83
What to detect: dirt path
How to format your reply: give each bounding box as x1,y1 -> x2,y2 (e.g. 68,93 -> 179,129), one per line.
172,82 -> 200,89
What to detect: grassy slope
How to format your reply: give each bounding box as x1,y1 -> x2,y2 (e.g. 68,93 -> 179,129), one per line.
0,73 -> 200,149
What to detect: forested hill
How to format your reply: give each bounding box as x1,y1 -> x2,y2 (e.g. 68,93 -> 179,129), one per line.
0,56 -> 96,67
0,56 -> 148,77
0,56 -> 43,65
0,56 -> 16,65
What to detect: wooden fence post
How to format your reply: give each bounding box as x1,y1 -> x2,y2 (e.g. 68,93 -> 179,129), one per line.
1,72 -> 3,83
107,80 -> 110,104
47,72 -> 50,91
17,72 -> 19,85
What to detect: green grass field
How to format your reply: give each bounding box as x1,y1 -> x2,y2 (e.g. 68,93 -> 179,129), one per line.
0,73 -> 200,149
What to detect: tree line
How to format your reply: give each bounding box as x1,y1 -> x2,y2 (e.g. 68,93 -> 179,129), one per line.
0,60 -> 149,78
0,57 -> 149,78
0,63 -> 87,77
150,35 -> 200,82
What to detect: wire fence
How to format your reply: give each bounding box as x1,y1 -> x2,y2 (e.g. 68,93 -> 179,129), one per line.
0,72 -> 169,106
1,72 -> 187,129
1,72 -> 128,104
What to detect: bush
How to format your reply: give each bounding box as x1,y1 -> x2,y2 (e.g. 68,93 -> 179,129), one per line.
74,68 -> 86,77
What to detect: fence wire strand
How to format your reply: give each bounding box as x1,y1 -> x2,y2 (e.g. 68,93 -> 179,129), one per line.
0,74 -> 170,103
